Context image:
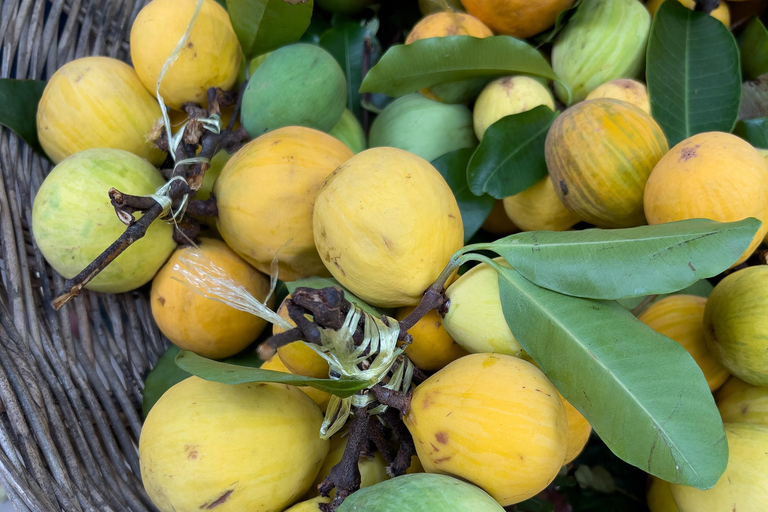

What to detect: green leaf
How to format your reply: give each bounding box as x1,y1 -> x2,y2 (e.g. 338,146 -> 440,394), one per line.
479,218 -> 760,300
359,36 -> 565,100
494,265 -> 728,489
285,276 -> 394,317
733,117 -> 768,149
533,0 -> 583,48
739,17 -> 768,81
0,79 -> 46,156
466,106 -> 556,199
431,148 -> 495,243
646,1 -> 741,147
516,497 -> 556,512
226,0 -> 314,59
176,350 -> 369,397
142,345 -> 191,417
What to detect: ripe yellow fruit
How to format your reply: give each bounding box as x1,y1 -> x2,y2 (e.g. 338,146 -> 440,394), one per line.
36,56 -> 165,165
130,0 -> 242,110
585,79 -> 650,114
395,306 -> 468,371
646,476 -> 680,512
215,127 -> 353,281
473,76 -> 556,140
140,376 -> 329,512
638,295 -> 730,392
562,394 -> 591,464
646,0 -> 730,27
272,295 -> 331,380
260,356 -> 331,412
716,377 -> 768,427
502,176 -> 582,232
404,353 -> 568,505
284,496 -> 331,511
313,147 -> 463,308
151,239 -> 272,359
644,132 -> 768,266
460,0 -> 574,38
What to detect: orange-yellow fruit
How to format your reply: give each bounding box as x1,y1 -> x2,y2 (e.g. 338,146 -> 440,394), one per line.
260,356 -> 331,412
585,79 -> 651,114
647,476 -> 680,512
481,200 -> 520,235
272,295 -> 331,380
646,0 -> 730,27
716,377 -> 768,427
459,0 -> 574,38
503,176 -> 582,232
562,394 -> 591,464
644,132 -> 768,266
396,307 -> 468,371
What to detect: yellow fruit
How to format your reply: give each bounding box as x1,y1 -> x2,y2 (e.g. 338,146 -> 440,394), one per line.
481,200 -> 520,235
670,423 -> 768,512
396,306 -> 468,371
644,132 -> 768,266
546,98 -> 669,228
646,0 -> 730,27
459,0 -> 575,38
284,496 -> 331,512
36,56 -> 165,165
130,0 -> 242,110
313,147 -> 464,308
716,377 -> 768,427
140,376 -> 329,512
473,76 -> 556,140
404,353 -> 568,505
260,356 -> 331,412
638,295 -> 730,392
272,295 -> 331,380
562,394 -> 591,464
646,476 -> 680,512
407,455 -> 426,474
502,176 -> 582,232
151,239 -> 272,359
585,79 -> 651,114
215,126 -> 353,281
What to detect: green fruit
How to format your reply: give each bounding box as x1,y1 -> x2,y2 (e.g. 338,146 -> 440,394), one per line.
336,474 -> 505,512
32,148 -> 175,293
241,44 -> 346,137
329,109 -> 366,154
368,93 -> 477,162
552,0 -> 650,104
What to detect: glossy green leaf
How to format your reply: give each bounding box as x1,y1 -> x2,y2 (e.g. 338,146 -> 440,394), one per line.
300,12 -> 332,44
646,1 -> 741,147
0,79 -> 46,156
176,350 -> 368,396
733,117 -> 768,148
285,276 -> 393,317
466,106 -> 556,199
431,148 -> 495,243
226,0 -> 314,59
494,264 -> 728,488
142,345 -> 191,417
533,0 -> 583,48
475,218 -> 760,299
739,17 -> 768,81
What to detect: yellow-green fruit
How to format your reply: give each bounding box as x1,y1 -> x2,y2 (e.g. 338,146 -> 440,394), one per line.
284,496 -> 330,512
443,258 -> 522,355
260,356 -> 331,412
328,109 -> 366,154
546,98 -> 669,228
585,79 -> 650,114
716,377 -> 768,427
562,394 -> 591,464
481,200 -> 520,235
670,423 -> 768,512
396,306 -> 468,371
473,76 -> 556,140
638,295 -> 730,392
502,176 -> 582,232
139,376 -> 329,512
36,56 -> 165,165
307,433 -> 390,498
646,0 -> 730,27
459,0 -> 574,39
704,266 -> 768,386
215,126 -> 353,281
647,476 -> 680,512
273,295 -> 331,380
644,132 -> 768,266
130,0 -> 242,110
313,147 -> 463,308
404,353 -> 568,505
151,239 -> 272,359
418,0 -> 465,15
32,148 -> 175,293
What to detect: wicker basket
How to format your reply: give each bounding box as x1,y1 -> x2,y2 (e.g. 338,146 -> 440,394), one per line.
0,1 -> 163,510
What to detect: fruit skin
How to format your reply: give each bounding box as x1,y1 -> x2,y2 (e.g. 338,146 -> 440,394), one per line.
584,78 -> 650,114
328,109 -> 366,154
459,0 -> 574,39
36,57 -> 165,165
644,132 -> 768,266
638,295 -> 730,392
130,0 -> 241,110
337,473 -> 505,511
502,176 -> 582,232
716,377 -> 768,427
368,93 -> 477,162
139,376 -> 329,512
242,44 -> 346,137
260,356 -> 331,412
404,353 -> 568,505
313,147 -> 464,308
546,98 -> 669,228
473,76 -> 556,140
703,266 -> 768,386
272,295 -> 331,380
670,423 -> 768,512
646,476 -> 681,512
215,126 -> 353,281
646,0 -> 730,27
284,496 -> 330,512
395,306 -> 468,371
481,200 -> 520,235
32,148 -> 175,293
562,394 -> 591,464
552,0 -> 650,104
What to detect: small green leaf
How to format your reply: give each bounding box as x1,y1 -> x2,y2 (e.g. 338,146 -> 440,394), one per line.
533,0 -> 583,48
142,345 -> 191,417
466,106 -> 556,199
733,117 -> 768,149
739,17 -> 768,81
495,265 -> 728,488
176,350 -> 369,396
646,1 -> 741,147
0,79 -> 46,156
226,0 -> 314,59
359,35 -> 563,99
285,276 -> 393,317
431,148 -> 495,243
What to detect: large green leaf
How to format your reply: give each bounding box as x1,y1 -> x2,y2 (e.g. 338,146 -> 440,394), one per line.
739,17 -> 768,81
226,0 -> 314,59
733,117 -> 768,148
646,1 -> 741,147
285,276 -> 393,317
359,36 -> 565,100
474,218 -> 760,300
0,79 -> 46,156
466,106 -> 556,199
494,264 -> 728,488
142,345 -> 191,417
533,0 -> 583,48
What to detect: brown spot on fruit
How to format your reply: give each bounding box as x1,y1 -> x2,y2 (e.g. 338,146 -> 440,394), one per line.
158,296 -> 166,306
678,145 -> 700,162
433,456 -> 452,464
560,180 -> 568,196
742,406 -> 749,415
430,443 -> 440,453
435,431 -> 449,444
201,489 -> 234,509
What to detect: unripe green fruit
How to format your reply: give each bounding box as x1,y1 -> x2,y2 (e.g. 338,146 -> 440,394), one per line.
328,109 -> 366,154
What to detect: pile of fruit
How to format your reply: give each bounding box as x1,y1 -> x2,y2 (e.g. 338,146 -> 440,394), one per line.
5,0 -> 768,510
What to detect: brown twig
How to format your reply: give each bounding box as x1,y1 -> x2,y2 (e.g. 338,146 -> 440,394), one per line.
319,407 -> 369,512
693,0 -> 721,14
